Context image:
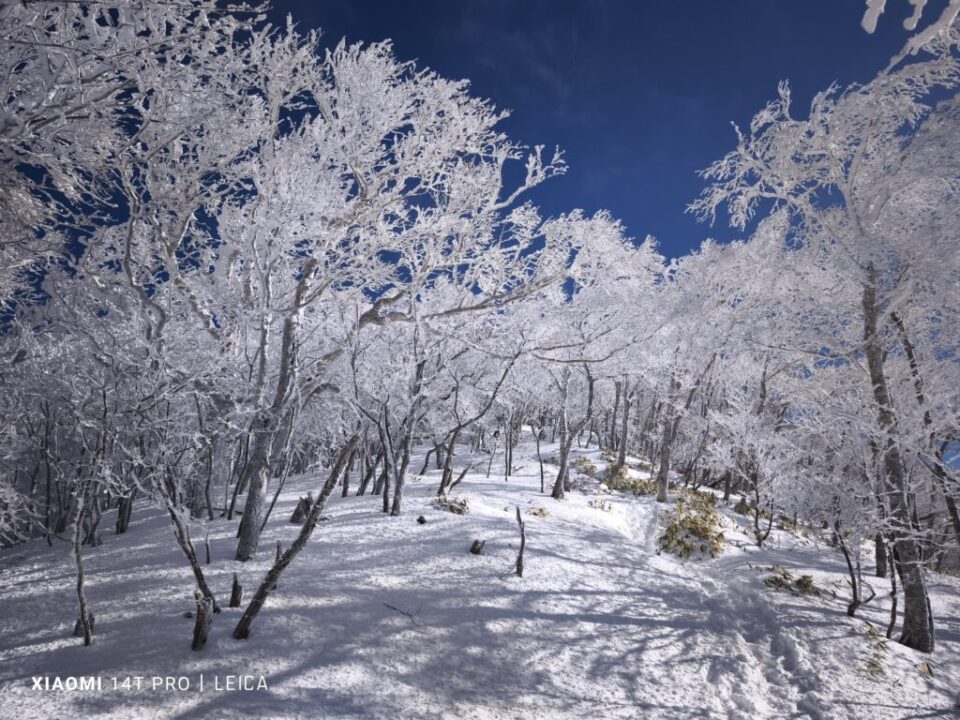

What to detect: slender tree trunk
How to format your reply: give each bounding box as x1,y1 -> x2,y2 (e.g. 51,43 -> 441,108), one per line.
551,369 -> 595,500
73,487 -> 93,646
392,359 -> 425,515
341,449 -> 354,498
419,446 -> 435,476
532,424 -> 545,493
551,431 -> 571,500
163,497 -> 220,613
391,436 -> 413,516
616,383 -> 632,469
437,429 -> 460,496
610,380 -> 622,450
357,450 -> 379,496
655,411 -> 673,503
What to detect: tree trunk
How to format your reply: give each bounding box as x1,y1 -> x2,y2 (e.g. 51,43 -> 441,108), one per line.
419,446 -> 435,476
235,425 -> 273,561
391,359 -> 425,515
551,419 -> 571,500
610,380 -> 622,450
357,450 -> 379,496
73,488 -> 93,646
163,497 -> 220,613
655,411 -> 672,503
115,490 -> 135,535
514,507 -> 526,577
229,573 -> 243,608
233,437 -> 358,639
875,533 -> 888,577
390,434 -> 413,516
532,424 -> 545,493
551,370 -> 595,500
437,429 -> 460,496
616,382 -> 632,469
341,450 -> 352,498
862,274 -> 933,653
191,592 -> 213,651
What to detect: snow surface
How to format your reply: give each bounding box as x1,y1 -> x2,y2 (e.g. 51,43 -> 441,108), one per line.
1,444 -> 958,719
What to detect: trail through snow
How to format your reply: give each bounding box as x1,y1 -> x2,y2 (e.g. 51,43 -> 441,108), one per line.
608,479 -> 823,720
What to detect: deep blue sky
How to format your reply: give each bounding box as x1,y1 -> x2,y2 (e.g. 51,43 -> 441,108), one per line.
271,1 -> 908,258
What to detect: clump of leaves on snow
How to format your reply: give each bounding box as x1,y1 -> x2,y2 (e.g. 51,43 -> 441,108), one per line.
527,506 -> 550,518
794,574 -> 820,595
763,565 -> 822,596
572,457 -> 598,477
433,495 -> 469,515
659,491 -> 725,559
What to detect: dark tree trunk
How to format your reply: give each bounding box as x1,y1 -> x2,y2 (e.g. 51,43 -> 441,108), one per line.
115,490 -> 135,535
191,593 -> 213,651
235,423 -> 273,561
419,446 -> 435,476
887,543 -> 899,640
551,432 -> 572,500
162,489 -> 220,613
341,450 -> 354,498
514,507 -> 526,577
438,429 -> 460,497
447,463 -> 473,494
610,380 -> 622,450
532,424 -> 545,493
390,437 -> 413,516
616,381 -> 632,469
875,533 -> 888,578
357,450 -> 379,497
230,573 -> 243,608
655,412 -> 673,503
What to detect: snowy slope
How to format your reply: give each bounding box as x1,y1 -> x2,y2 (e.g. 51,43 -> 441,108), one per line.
0,445 -> 958,720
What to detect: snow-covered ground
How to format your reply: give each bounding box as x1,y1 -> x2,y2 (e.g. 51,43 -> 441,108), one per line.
1,444 -> 958,719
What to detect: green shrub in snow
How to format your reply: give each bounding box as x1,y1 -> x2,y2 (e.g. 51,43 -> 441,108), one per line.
572,457 -> 598,477
606,470 -> 657,496
658,494 -> 725,559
